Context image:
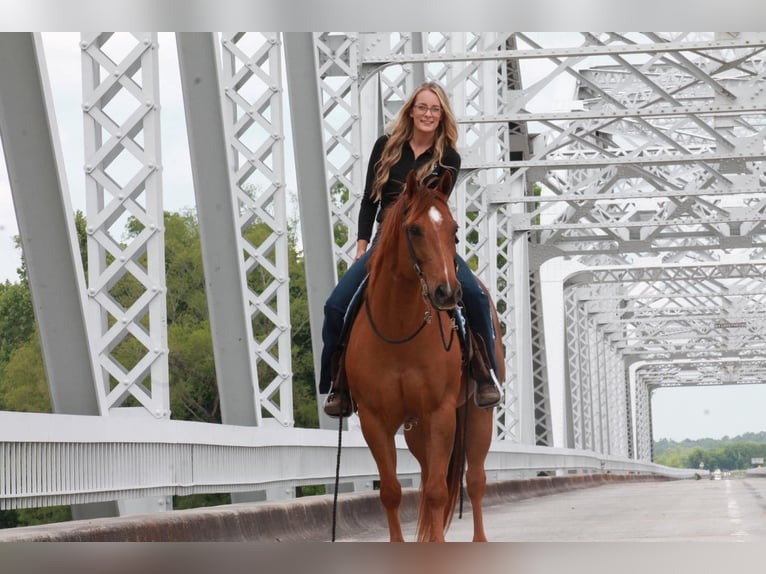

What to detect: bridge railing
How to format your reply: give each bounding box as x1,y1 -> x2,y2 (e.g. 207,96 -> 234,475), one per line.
0,411 -> 697,510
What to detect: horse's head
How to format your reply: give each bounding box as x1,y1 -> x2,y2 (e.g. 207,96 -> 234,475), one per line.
400,169 -> 462,310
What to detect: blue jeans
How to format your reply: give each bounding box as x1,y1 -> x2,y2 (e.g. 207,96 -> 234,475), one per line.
318,251 -> 498,394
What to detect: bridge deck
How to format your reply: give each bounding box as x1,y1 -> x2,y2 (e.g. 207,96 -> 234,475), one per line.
3,474 -> 764,543
346,476 -> 766,542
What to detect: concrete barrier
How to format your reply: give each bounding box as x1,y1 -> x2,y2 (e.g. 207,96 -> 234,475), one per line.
0,473 -> 673,542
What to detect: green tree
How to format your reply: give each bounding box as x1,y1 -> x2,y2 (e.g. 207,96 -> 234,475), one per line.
0,207 -> 321,528
654,435 -> 766,471
0,243 -> 48,413
0,280 -> 35,366
287,229 -> 318,428
0,333 -> 50,412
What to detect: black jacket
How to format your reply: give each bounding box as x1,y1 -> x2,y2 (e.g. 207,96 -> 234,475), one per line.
357,134 -> 461,242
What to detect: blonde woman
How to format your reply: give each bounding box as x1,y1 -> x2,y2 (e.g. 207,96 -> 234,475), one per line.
321,82 -> 502,417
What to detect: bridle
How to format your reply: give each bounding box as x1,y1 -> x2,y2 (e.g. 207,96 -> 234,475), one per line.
364,212 -> 458,350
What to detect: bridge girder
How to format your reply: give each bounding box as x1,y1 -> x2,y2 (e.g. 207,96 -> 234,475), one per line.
5,32 -> 766,475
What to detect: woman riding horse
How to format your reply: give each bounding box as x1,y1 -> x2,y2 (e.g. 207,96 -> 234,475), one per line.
344,168 -> 502,541
319,81 -> 503,416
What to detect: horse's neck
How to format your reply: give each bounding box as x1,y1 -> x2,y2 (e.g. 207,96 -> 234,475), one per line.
370,269 -> 421,308
368,252 -> 425,318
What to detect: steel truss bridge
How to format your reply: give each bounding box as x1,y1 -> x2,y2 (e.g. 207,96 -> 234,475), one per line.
1,32 -> 763,517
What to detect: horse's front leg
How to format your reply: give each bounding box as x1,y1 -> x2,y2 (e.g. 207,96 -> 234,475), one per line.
422,408 -> 457,542
358,406 -> 404,542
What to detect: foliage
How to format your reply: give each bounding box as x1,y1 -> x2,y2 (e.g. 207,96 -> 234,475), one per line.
0,333 -> 50,412
0,208 -> 319,527
172,493 -> 231,510
654,432 -> 766,470
0,256 -> 50,413
0,280 -> 35,365
0,506 -> 72,529
287,228 -> 318,428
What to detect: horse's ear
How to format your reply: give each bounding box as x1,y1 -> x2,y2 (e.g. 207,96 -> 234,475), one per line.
437,169 -> 453,198
405,170 -> 419,199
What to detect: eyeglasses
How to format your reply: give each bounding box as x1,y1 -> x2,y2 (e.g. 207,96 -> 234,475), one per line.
413,103 -> 442,116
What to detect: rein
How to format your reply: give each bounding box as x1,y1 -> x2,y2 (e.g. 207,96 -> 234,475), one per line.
363,225 -> 457,349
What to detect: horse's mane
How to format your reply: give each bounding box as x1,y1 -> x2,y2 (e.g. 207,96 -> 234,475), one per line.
367,181 -> 450,282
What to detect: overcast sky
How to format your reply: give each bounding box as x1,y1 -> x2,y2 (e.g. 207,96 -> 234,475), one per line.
2,32 -> 766,444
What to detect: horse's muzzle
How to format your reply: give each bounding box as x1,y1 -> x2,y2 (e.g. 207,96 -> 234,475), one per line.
431,282 -> 462,310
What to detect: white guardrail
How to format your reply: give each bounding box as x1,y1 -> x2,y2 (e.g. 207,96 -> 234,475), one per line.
0,410 -> 698,510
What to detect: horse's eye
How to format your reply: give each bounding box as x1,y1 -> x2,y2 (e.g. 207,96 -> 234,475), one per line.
408,224 -> 423,237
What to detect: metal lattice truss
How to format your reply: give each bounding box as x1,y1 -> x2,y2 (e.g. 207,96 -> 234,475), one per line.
81,33 -> 169,417
350,33 -> 547,442
566,261 -> 766,458
71,33 -> 766,454
313,32 -> 766,446
497,32 -> 766,268
570,262 -> 766,362
501,32 -> 766,458
564,285 -> 632,457
315,33 -> 364,277
220,33 -> 293,425
633,370 -> 653,461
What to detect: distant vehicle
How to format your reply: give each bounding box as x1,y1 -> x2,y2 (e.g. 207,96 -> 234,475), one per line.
712,469 -> 722,480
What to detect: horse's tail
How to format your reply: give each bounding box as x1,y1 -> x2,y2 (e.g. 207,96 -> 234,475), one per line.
415,406 -> 465,542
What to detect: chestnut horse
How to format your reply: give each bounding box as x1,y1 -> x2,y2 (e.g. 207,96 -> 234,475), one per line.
344,170 -> 504,542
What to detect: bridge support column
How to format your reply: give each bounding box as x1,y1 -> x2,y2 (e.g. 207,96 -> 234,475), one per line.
0,32 -> 124,520
283,33 -> 338,430
0,34 -> 100,414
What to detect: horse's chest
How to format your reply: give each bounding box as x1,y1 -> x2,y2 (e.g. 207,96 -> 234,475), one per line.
346,342 -> 460,395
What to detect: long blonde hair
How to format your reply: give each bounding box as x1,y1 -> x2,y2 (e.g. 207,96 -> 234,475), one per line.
370,82 -> 458,201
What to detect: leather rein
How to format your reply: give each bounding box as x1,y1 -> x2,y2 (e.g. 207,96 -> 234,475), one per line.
363,224 -> 457,350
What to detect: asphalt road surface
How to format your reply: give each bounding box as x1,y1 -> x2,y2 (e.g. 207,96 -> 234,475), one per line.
341,476 -> 766,542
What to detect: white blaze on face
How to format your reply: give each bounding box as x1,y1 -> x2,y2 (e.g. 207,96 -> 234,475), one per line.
428,206 -> 451,283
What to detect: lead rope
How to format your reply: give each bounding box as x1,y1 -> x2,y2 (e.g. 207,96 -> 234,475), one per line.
458,365 -> 470,519
457,312 -> 471,519
331,412 -> 343,542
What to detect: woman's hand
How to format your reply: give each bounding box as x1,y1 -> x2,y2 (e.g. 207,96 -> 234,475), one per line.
354,240 -> 369,262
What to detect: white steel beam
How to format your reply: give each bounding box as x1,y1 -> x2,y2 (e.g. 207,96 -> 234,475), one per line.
0,33 -> 99,415
81,33 -> 169,418
219,33 -> 294,427
176,33 -> 262,427
283,33 -> 338,428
